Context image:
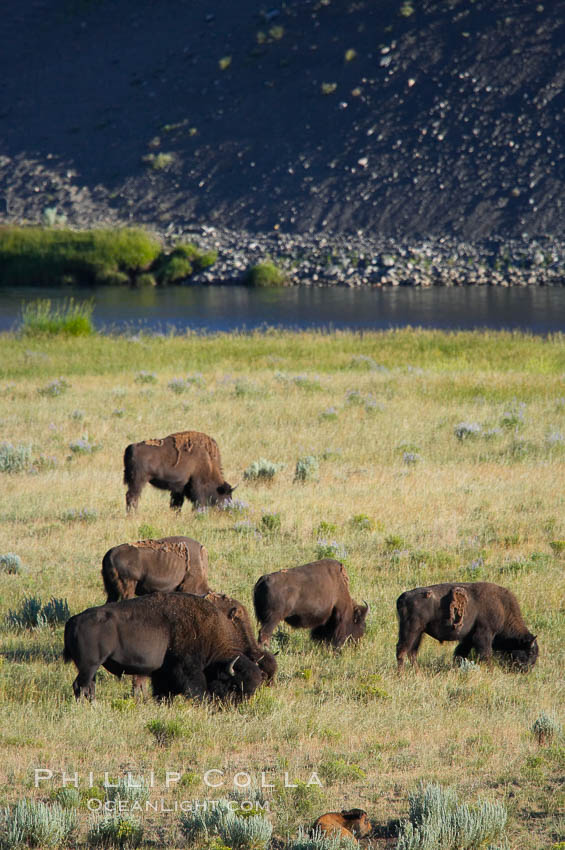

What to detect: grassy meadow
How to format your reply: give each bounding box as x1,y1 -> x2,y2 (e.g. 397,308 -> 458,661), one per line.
0,329 -> 564,849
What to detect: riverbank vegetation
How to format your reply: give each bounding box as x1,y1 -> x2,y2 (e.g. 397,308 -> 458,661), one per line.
0,227 -> 217,288
0,330 -> 563,849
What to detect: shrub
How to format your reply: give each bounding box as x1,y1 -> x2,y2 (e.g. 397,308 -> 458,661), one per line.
0,798 -> 76,848
531,713 -> 562,745
454,422 -> 482,440
60,508 -> 98,523
69,437 -> 100,455
316,540 -> 347,561
134,371 -> 157,384
105,778 -> 150,806
0,553 -> 23,574
152,243 -> 216,284
0,226 -> 161,287
349,514 -> 375,531
261,512 -> 281,533
0,443 -> 32,473
37,378 -> 70,397
319,407 -> 338,421
146,718 -> 184,746
403,451 -> 420,465
244,261 -> 286,287
396,782 -> 508,850
6,596 -> 70,629
287,827 -> 357,850
500,401 -> 526,431
294,455 -> 319,482
349,354 -> 386,371
244,459 -> 284,481
87,815 -> 143,848
51,788 -> 80,810
179,798 -> 272,850
20,298 -> 94,336
549,540 -> 565,556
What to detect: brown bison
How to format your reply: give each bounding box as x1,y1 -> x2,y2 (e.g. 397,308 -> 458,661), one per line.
313,809 -> 372,842
63,593 -> 263,703
102,536 -> 210,602
123,430 -> 234,511
204,591 -> 277,684
253,559 -> 369,648
396,582 -> 538,670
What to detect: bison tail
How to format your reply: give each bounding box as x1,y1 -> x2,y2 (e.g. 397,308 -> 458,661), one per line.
63,621 -> 74,663
123,443 -> 135,487
101,552 -> 121,603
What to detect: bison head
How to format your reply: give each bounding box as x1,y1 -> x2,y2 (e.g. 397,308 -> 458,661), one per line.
508,633 -> 539,671
341,809 -> 372,838
191,480 -> 235,508
205,655 -> 263,703
350,601 -> 370,641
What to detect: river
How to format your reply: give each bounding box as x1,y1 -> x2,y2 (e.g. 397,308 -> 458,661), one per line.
0,285 -> 564,334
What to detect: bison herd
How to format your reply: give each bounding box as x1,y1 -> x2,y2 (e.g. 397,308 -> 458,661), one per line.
62,429 -> 539,707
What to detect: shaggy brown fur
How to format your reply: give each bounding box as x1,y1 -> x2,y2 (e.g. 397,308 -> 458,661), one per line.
123,430 -> 232,511
204,592 -> 277,683
313,809 -> 372,841
171,431 -> 222,469
102,536 -> 209,602
396,581 -> 538,670
254,559 -> 369,648
64,593 -> 263,703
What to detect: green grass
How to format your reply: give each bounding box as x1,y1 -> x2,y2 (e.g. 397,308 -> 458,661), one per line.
21,298 -> 95,336
0,227 -> 217,288
245,261 -> 287,287
0,329 -> 563,849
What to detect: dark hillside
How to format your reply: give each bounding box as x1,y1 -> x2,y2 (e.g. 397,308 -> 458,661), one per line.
1,0 -> 564,239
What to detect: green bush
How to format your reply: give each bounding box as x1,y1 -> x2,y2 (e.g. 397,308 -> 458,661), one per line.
244,458 -> 284,481
0,227 -> 161,287
0,553 -> 23,574
0,443 -> 32,473
20,298 -> 94,336
287,827 -> 357,850
531,712 -> 562,745
294,455 -> 319,482
180,798 -> 272,850
0,798 -> 76,848
87,815 -> 143,848
152,243 -> 217,284
244,261 -> 286,287
396,782 -> 508,850
6,596 -> 70,630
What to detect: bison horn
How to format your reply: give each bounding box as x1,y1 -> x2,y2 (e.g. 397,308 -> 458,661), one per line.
256,655 -> 264,663
228,656 -> 240,677
363,599 -> 370,612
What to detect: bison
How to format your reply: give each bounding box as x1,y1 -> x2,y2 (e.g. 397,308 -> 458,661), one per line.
102,536 -> 210,602
204,591 -> 277,683
63,593 -> 264,703
396,582 -> 538,670
253,559 -> 369,648
123,430 -> 234,511
312,809 -> 372,842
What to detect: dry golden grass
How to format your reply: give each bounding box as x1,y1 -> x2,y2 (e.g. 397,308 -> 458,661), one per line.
0,330 -> 563,848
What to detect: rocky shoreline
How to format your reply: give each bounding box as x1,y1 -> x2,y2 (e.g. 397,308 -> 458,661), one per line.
164,224 -> 565,288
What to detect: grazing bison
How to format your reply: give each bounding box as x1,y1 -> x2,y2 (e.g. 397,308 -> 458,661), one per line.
123,430 -> 234,511
204,591 -> 277,683
396,582 -> 538,670
102,536 -> 210,602
63,593 -> 263,703
253,559 -> 369,648
313,809 -> 372,842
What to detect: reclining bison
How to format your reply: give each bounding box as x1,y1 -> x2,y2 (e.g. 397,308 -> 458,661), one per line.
123,430 -> 234,511
63,593 -> 266,703
253,559 -> 369,648
102,536 -> 210,602
396,582 -> 538,670
312,809 -> 372,842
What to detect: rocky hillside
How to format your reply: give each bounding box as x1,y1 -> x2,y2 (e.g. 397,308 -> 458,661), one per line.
1,0 -> 564,242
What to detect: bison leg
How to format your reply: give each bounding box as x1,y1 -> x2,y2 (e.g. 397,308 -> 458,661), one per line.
470,628 -> 494,665
72,670 -> 96,701
396,629 -> 423,670
453,634 -> 474,662
169,491 -> 185,511
125,485 -> 143,512
257,614 -> 282,646
131,675 -> 149,700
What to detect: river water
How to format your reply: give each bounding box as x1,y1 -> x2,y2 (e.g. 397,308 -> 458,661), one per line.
0,285 -> 564,334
